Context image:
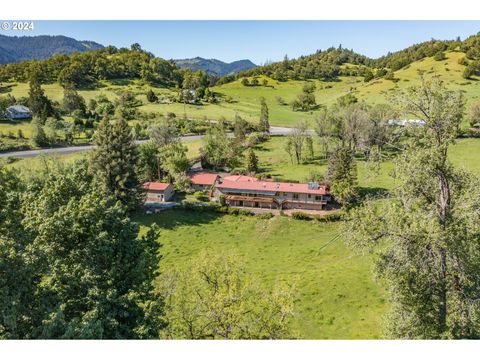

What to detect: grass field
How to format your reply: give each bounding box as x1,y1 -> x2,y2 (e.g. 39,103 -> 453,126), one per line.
0,138 -> 204,170
255,135 -> 480,191
136,209 -> 386,339
255,136 -> 396,191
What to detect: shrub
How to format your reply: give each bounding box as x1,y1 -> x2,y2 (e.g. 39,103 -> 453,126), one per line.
194,191 -> 209,202
238,209 -> 254,216
433,51 -> 446,61
258,212 -> 274,220
312,212 -> 344,223
219,194 -> 226,207
291,211 -> 312,220
4,156 -> 18,164
228,208 -> 240,215
227,208 -> 254,216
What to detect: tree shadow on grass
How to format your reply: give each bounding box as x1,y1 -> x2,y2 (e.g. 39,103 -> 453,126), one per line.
0,118 -> 31,126
134,207 -> 225,231
106,78 -> 133,87
358,186 -> 390,200
0,85 -> 14,94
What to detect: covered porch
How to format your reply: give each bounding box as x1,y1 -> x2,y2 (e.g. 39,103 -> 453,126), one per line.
224,194 -> 278,209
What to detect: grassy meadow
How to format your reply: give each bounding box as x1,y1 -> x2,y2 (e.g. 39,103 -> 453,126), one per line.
137,209 -> 386,339
0,138 -> 204,170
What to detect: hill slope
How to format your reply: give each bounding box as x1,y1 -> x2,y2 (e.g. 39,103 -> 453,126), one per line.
0,34 -> 104,64
174,57 -> 256,76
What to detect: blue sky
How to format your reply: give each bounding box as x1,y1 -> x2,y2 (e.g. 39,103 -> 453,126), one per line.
5,20 -> 480,64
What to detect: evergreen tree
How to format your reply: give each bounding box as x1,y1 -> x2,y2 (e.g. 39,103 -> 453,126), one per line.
259,97 -> 270,133
245,148 -> 259,174
146,89 -> 158,103
326,146 -> 358,204
30,118 -> 48,147
62,85 -> 86,115
233,114 -> 248,142
90,116 -> 141,211
28,76 -> 53,122
0,167 -> 37,339
0,161 -> 163,339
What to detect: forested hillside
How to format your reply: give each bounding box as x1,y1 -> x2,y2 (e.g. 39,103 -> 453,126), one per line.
234,33 -> 480,82
0,43 -> 183,87
174,57 -> 256,76
0,34 -> 104,64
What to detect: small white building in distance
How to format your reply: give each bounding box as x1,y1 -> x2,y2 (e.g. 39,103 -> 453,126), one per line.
387,119 -> 426,127
4,105 -> 32,120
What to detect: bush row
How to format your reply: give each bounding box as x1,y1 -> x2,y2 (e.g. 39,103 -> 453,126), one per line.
290,211 -> 344,222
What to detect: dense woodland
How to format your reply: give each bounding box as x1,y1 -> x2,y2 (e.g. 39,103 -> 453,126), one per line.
0,44 -> 183,88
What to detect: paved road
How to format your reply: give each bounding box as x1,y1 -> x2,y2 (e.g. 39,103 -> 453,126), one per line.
0,127 -> 311,159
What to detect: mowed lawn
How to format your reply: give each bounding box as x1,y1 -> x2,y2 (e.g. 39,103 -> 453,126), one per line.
137,209 -> 386,339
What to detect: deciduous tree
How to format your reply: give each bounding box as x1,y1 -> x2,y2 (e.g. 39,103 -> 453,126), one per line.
345,76 -> 476,339
160,252 -> 295,339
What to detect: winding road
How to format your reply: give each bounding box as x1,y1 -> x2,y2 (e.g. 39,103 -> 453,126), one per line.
0,127 -> 314,159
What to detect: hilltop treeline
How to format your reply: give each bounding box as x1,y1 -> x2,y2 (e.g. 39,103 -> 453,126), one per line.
0,44 -> 184,88
237,47 -> 373,82
2,33 -> 480,88
230,33 -> 480,83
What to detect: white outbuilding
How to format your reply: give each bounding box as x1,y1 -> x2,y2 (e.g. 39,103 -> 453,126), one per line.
4,105 -> 32,120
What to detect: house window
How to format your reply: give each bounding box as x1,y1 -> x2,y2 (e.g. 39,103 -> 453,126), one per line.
315,196 -> 323,201
308,194 -> 311,198
293,193 -> 299,200
283,192 -> 287,196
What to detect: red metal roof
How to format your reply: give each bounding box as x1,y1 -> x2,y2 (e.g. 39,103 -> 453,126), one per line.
189,172 -> 219,185
142,182 -> 171,191
217,178 -> 329,195
222,175 -> 259,182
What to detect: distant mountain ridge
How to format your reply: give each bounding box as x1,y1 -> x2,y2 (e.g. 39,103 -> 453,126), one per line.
173,57 -> 257,76
0,34 -> 104,64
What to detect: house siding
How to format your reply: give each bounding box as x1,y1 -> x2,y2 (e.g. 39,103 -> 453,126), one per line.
145,185 -> 175,203
218,188 -> 329,210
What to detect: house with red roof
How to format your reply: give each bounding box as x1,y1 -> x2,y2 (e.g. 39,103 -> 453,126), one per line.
215,176 -> 331,210
143,182 -> 175,203
189,172 -> 220,192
